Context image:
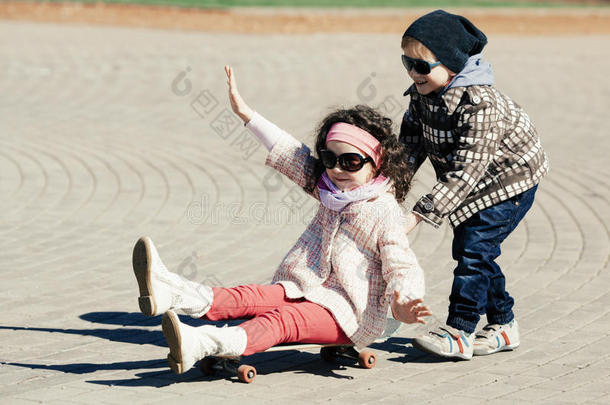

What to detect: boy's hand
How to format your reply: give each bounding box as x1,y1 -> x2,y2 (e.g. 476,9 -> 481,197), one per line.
225,65 -> 254,124
391,292 -> 431,324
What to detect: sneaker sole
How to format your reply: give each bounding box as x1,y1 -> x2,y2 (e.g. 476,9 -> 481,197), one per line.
473,343 -> 520,356
162,311 -> 184,374
132,237 -> 156,316
413,339 -> 473,360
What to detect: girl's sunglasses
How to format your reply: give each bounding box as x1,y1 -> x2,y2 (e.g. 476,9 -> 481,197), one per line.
319,149 -> 373,172
401,55 -> 441,75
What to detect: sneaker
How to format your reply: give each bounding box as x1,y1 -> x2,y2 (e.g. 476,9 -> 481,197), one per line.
473,319 -> 520,356
412,324 -> 474,360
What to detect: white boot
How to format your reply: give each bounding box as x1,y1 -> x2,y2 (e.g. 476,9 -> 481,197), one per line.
162,310 -> 248,374
132,236 -> 213,317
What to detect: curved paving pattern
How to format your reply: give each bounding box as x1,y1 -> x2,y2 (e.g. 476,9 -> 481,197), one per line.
0,21 -> 608,404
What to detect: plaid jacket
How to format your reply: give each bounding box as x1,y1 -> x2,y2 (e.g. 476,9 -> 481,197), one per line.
265,134 -> 425,348
400,84 -> 549,228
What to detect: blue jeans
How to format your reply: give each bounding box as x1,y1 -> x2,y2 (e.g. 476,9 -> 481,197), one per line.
446,185 -> 538,334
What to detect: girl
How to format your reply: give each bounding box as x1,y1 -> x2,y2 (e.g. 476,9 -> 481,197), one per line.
131,66 -> 430,374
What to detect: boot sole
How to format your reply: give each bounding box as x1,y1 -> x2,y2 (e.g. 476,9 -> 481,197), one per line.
132,237 -> 156,316
162,311 -> 184,374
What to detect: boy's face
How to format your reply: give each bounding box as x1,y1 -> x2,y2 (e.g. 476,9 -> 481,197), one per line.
402,47 -> 454,95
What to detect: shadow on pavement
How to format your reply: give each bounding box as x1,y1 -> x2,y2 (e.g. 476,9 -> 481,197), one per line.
0,311 -> 235,386
0,311 -> 241,350
89,351 -> 358,387
0,312 -> 167,348
372,336 -> 453,364
1,311 -> 366,386
5,359 -> 166,375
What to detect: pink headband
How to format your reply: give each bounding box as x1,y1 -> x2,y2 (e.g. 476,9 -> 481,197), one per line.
326,122 -> 382,167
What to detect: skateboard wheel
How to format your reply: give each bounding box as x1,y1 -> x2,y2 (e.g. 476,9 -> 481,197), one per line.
199,357 -> 217,376
320,347 -> 337,362
237,364 -> 257,383
358,351 -> 376,369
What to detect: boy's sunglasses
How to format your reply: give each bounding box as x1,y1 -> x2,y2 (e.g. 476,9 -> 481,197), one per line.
319,149 -> 373,172
401,55 -> 441,75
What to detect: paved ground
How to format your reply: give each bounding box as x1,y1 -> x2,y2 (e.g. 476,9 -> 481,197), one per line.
0,19 -> 609,404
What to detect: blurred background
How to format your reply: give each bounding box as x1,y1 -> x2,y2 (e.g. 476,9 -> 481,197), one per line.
1,0 -> 609,35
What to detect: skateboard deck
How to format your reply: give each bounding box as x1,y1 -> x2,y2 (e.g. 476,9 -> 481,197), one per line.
199,318 -> 402,383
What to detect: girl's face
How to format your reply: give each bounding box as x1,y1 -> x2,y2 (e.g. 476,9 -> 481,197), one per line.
402,47 -> 455,95
325,140 -> 376,191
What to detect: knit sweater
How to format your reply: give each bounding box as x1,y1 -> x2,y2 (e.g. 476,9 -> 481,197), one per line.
249,115 -> 425,347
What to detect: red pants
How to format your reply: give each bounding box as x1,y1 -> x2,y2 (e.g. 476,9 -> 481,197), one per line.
204,284 -> 350,356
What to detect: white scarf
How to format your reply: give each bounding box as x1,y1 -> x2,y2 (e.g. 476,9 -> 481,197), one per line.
317,172 -> 391,212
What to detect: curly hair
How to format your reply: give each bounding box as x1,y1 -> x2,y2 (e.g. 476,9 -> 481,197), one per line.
303,105 -> 413,203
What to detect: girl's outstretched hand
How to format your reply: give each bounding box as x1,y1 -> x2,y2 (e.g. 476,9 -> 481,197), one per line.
391,292 -> 431,324
225,65 -> 254,124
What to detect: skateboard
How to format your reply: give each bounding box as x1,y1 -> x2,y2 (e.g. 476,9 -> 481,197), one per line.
198,318 -> 402,383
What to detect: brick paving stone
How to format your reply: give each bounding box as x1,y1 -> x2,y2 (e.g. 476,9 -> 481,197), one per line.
546,387 -> 609,404
451,371 -> 505,386
531,368 -> 603,392
586,394 -> 610,405
0,398 -> 39,405
481,360 -> 540,377
72,385 -> 181,404
520,363 -> 575,379
14,386 -> 92,403
457,381 -> 523,399
499,374 -> 548,389
498,386 -> 560,402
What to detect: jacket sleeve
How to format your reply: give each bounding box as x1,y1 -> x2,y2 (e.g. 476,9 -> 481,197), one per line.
413,96 -> 500,227
264,122 -> 320,200
399,102 -> 428,177
378,209 -> 425,307
245,111 -> 284,151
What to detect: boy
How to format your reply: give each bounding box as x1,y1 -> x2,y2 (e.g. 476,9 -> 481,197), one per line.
395,10 -> 549,360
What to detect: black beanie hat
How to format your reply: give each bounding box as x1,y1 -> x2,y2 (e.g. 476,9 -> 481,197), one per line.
402,10 -> 487,73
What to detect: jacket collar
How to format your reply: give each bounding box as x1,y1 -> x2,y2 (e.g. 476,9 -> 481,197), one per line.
403,84 -> 466,115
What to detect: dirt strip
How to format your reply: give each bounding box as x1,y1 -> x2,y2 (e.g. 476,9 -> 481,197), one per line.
1,1 -> 610,34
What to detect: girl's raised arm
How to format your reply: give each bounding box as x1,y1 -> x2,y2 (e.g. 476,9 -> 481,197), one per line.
225,66 -> 318,197
225,65 -> 254,124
